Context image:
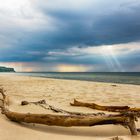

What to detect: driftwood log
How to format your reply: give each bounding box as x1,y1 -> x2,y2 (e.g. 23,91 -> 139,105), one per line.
70,99 -> 140,112
21,100 -> 105,116
0,88 -> 139,135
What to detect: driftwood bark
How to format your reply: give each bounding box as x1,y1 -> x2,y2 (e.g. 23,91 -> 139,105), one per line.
70,99 -> 140,112
3,109 -> 129,127
0,88 -> 139,135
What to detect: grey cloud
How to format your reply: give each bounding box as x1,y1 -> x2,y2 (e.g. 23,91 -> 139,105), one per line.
0,0 -> 140,71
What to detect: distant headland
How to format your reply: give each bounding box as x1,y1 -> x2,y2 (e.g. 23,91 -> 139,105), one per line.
0,66 -> 15,72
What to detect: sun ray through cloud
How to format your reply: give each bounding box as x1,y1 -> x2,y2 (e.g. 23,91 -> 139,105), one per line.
100,45 -> 124,72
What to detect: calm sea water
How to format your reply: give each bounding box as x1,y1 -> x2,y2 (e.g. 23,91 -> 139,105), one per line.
15,72 -> 140,85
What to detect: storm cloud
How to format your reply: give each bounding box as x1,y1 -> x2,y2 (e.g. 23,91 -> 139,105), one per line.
0,0 -> 140,71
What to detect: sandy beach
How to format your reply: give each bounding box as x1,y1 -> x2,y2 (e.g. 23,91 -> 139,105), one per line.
0,74 -> 140,140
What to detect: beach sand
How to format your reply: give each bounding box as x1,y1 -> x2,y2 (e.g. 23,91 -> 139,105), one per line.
0,74 -> 140,140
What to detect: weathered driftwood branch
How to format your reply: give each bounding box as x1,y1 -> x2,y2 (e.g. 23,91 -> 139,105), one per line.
127,115 -> 138,135
70,99 -> 140,113
1,108 -> 130,127
0,88 -> 139,135
21,100 -> 105,116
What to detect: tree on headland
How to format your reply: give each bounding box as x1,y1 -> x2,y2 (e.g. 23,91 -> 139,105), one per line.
0,66 -> 15,72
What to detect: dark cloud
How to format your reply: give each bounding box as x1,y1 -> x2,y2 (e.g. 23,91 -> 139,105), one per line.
0,0 -> 140,71
34,0 -> 140,47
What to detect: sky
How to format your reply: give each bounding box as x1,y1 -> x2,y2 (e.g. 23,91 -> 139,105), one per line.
0,0 -> 140,72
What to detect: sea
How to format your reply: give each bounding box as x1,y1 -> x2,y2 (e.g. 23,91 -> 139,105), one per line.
13,72 -> 140,85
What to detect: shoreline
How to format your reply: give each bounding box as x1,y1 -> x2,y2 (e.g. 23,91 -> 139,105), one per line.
0,74 -> 140,140
2,72 -> 140,86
